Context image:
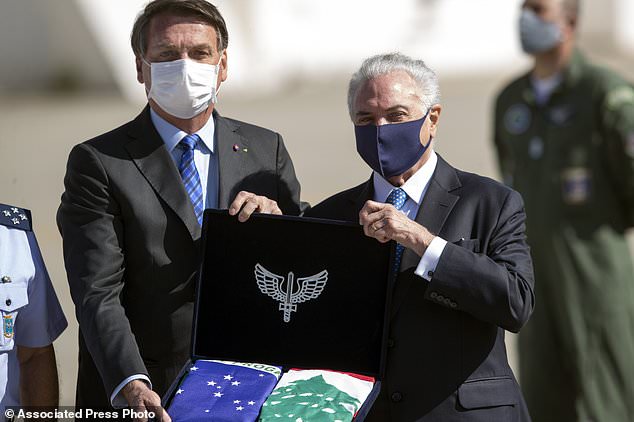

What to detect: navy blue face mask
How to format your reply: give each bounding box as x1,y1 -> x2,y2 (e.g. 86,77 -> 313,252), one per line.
355,111 -> 432,178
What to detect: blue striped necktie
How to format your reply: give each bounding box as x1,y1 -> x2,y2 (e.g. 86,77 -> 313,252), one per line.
386,188 -> 407,276
178,134 -> 204,225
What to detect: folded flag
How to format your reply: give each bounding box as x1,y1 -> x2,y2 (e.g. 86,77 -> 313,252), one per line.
258,369 -> 375,422
167,360 -> 282,422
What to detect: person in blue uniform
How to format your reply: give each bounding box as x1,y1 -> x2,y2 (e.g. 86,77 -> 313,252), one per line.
0,203 -> 67,412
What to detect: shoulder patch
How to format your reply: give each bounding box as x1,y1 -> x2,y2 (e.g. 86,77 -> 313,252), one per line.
626,132 -> 634,158
0,204 -> 32,231
504,103 -> 532,135
605,86 -> 634,110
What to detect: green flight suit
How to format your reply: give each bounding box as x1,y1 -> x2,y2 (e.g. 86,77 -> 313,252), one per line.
493,50 -> 634,422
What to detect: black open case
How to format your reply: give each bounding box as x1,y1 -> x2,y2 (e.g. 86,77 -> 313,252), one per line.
162,210 -> 394,420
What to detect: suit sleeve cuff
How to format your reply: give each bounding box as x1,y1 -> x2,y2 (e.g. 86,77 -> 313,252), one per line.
414,236 -> 447,282
110,374 -> 152,408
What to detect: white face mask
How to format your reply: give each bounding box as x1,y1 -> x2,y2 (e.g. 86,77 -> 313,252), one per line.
144,54 -> 223,119
519,9 -> 562,54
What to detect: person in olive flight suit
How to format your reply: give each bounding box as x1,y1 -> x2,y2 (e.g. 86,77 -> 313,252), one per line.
493,0 -> 634,421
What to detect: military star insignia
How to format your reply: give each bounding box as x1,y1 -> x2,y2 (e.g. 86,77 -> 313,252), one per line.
213,392 -> 223,397
176,389 -> 184,394
231,381 -> 240,386
236,406 -> 244,411
190,366 -> 199,371
19,214 -> 27,220
248,401 -> 255,405
11,218 -> 19,225
207,381 -> 216,386
2,210 -> 10,217
11,208 -> 18,214
224,375 -> 233,380
233,400 -> 241,404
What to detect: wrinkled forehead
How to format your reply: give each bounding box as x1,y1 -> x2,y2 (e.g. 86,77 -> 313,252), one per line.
522,0 -> 565,13
147,12 -> 219,47
354,70 -> 423,111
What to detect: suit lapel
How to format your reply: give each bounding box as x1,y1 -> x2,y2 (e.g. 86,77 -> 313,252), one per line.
124,107 -> 201,240
391,155 -> 461,318
216,112 -> 249,209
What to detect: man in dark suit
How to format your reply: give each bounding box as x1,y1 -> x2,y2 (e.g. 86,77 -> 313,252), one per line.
57,0 -> 303,419
307,53 -> 535,421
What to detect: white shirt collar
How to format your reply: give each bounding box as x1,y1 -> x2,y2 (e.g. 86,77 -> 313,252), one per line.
530,72 -> 563,105
373,150 -> 438,205
149,108 -> 215,154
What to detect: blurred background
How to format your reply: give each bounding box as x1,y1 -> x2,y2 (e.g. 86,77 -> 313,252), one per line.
1,0 -> 633,407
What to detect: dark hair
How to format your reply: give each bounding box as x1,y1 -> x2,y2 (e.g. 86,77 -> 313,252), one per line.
561,0 -> 580,20
131,0 -> 228,57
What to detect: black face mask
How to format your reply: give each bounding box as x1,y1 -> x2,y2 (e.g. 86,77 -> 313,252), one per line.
354,111 -> 432,178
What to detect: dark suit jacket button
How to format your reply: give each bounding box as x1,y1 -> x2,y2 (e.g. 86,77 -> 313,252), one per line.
391,392 -> 403,402
387,338 -> 395,348
450,302 -> 458,309
443,298 -> 451,305
430,291 -> 438,299
436,294 -> 444,302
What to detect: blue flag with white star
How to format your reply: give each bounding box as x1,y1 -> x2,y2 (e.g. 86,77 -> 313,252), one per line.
167,360 -> 282,421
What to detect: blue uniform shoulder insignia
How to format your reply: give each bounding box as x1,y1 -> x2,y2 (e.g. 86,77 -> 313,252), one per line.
0,203 -> 32,231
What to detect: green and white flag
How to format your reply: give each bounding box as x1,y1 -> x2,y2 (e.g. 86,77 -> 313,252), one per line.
258,369 -> 375,421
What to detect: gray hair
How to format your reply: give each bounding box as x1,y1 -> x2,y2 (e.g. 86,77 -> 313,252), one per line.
347,52 -> 441,119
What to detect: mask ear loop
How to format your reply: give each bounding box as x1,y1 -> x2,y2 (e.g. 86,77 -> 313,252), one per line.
421,107 -> 433,148
214,50 -> 225,99
140,57 -> 152,97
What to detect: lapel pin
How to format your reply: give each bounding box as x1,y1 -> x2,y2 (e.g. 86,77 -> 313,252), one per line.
232,144 -> 240,152
242,148 -> 248,152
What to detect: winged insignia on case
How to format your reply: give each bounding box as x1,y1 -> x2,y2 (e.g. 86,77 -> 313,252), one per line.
255,263 -> 328,323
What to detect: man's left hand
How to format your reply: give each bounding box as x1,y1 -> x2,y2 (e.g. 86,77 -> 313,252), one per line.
229,191 -> 282,222
359,200 -> 435,256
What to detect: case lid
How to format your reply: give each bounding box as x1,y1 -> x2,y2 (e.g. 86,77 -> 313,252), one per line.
191,210 -> 393,377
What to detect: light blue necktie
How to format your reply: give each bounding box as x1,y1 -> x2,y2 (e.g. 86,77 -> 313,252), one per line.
179,134 -> 204,225
386,188 -> 407,275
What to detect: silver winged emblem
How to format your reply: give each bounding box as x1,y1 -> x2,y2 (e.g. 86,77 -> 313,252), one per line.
255,263 -> 328,323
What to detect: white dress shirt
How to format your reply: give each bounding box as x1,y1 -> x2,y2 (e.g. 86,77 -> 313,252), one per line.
111,110 -> 220,407
530,72 -> 562,106
372,150 -> 447,281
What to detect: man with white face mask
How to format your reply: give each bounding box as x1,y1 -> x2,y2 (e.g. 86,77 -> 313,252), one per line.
493,0 -> 634,420
57,0 -> 305,419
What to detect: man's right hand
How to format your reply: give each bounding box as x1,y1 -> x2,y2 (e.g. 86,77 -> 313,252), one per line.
122,380 -> 171,422
359,200 -> 435,257
229,190 -> 282,222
